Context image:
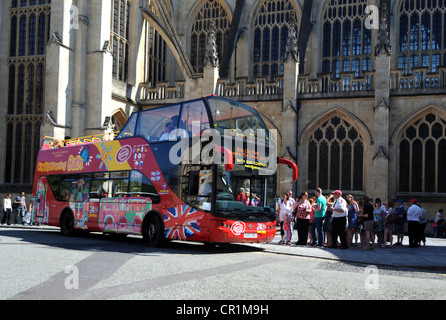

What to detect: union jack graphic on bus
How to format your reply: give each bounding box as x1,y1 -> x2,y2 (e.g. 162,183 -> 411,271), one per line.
163,205 -> 204,240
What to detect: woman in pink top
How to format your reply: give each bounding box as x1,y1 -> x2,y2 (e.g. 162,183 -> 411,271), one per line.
293,191 -> 311,245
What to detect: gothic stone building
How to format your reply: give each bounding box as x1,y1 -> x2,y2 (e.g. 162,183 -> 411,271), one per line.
1,0 -> 445,221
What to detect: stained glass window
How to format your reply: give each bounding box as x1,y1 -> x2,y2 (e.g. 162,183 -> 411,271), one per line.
398,0 -> 446,74
308,117 -> 364,191
399,113 -> 446,193
253,0 -> 297,81
321,0 -> 372,78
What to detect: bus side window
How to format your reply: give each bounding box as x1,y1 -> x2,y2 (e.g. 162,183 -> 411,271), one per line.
136,104 -> 181,141
116,112 -> 137,139
111,178 -> 129,198
129,171 -> 160,204
180,100 -> 210,136
90,180 -> 107,199
181,165 -> 212,212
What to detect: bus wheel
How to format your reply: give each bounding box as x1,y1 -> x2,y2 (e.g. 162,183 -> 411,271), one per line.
143,214 -> 164,247
60,211 -> 76,237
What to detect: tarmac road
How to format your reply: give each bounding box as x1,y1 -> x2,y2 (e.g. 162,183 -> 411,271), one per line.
1,225 -> 445,301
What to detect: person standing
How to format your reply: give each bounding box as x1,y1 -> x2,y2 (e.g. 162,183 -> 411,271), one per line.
2,194 -> 12,225
328,190 -> 348,249
407,199 -> 421,248
283,207 -> 292,245
433,209 -> 444,237
359,196 -> 374,250
383,200 -> 395,248
293,191 -> 311,245
287,190 -> 296,241
395,200 -> 407,245
308,197 -> 316,245
311,188 -> 326,247
277,192 -> 292,245
324,195 -> 334,247
346,194 -> 359,247
418,205 -> 427,247
373,199 -> 385,248
13,192 -> 27,225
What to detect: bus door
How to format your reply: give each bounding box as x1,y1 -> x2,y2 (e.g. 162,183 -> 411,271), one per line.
35,177 -> 49,224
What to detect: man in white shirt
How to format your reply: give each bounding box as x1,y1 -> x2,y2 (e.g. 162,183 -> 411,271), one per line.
407,198 -> 421,248
328,190 -> 348,249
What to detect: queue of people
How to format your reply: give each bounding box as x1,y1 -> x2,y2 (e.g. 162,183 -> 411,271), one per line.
276,188 -> 437,249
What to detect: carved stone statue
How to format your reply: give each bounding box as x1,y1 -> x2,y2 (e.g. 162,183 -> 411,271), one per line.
203,21 -> 219,69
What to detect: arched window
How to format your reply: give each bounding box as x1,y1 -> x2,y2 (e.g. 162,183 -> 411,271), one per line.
322,0 -> 372,78
111,0 -> 131,82
253,0 -> 297,81
190,0 -> 230,74
6,1 -> 48,184
398,0 -> 446,74
145,24 -> 167,86
308,117 -> 364,191
399,112 -> 446,193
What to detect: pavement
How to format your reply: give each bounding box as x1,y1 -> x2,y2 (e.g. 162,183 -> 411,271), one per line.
249,233 -> 446,271
2,224 -> 446,271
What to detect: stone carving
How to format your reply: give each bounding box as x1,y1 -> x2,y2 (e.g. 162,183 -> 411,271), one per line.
203,21 -> 219,69
284,12 -> 299,63
375,1 -> 391,56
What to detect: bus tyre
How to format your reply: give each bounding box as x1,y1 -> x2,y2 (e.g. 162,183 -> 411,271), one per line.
60,211 -> 76,237
144,214 -> 164,247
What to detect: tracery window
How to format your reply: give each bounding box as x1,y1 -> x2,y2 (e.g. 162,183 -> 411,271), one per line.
307,117 -> 364,191
111,0 -> 130,82
398,0 -> 446,74
399,113 -> 446,193
145,23 -> 167,86
321,0 -> 372,79
190,0 -> 230,74
253,0 -> 297,81
5,0 -> 49,184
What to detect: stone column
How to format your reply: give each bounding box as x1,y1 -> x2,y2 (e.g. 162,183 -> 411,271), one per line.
71,0 -> 88,139
42,0 -> 75,140
281,13 -> 299,192
85,0 -> 113,135
201,21 -> 219,96
373,0 -> 392,201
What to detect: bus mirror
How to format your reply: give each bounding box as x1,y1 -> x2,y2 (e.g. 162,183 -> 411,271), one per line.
214,145 -> 233,172
278,158 -> 298,181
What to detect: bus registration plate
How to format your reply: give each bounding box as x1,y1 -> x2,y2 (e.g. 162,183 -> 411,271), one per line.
244,233 -> 257,239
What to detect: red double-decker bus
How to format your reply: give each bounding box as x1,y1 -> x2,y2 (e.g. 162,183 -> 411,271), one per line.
31,96 -> 297,246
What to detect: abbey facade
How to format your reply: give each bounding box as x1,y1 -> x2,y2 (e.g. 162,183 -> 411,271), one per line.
1,0 -> 445,218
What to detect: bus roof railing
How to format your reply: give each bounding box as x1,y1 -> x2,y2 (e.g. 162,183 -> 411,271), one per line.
41,132 -> 120,150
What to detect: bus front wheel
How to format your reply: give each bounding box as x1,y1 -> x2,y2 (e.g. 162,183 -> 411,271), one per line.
143,214 -> 164,247
60,211 -> 76,237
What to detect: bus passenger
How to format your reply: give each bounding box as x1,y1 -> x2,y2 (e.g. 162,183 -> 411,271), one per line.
237,188 -> 246,203
160,122 -> 174,141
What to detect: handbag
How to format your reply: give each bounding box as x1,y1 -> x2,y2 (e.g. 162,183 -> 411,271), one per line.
23,211 -> 31,224
387,213 -> 399,224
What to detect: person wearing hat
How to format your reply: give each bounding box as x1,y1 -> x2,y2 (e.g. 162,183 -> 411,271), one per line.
327,190 -> 348,249
395,200 -> 407,246
407,199 -> 422,248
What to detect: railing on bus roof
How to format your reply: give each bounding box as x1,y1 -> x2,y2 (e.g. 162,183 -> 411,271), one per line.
41,132 -> 119,150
